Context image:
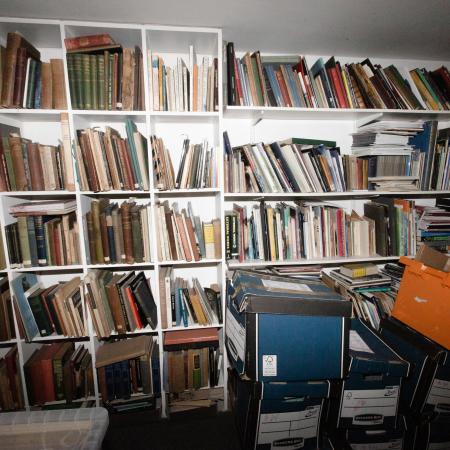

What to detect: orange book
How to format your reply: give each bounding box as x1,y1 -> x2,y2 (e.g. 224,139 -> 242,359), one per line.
125,286 -> 143,329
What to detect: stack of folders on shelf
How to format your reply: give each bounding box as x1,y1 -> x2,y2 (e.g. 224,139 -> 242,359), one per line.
225,42 -> 450,110
84,199 -> 151,265
225,201 -> 378,262
5,200 -> 80,268
151,136 -> 218,190
149,48 -> 218,112
1,31 -> 67,109
348,119 -> 425,191
85,270 -> 158,338
0,346 -> 24,411
322,263 -> 397,330
165,329 -> 222,406
0,277 -> 15,342
364,198 -> 417,257
416,201 -> 450,253
156,201 -> 221,262
425,127 -> 450,191
65,33 -> 144,110
75,121 -> 149,192
24,342 -> 94,406
95,336 -> 160,412
159,268 -> 221,329
11,274 -> 85,341
223,133 -> 347,193
0,117 -> 74,192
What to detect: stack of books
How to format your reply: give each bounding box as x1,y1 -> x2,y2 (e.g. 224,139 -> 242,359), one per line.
0,346 -> 24,411
224,134 -> 346,193
151,136 -> 218,190
149,49 -> 218,112
75,120 -> 149,192
225,201 -> 377,262
12,274 -> 85,340
0,116 -> 74,192
96,335 -> 160,410
156,201 -> 221,262
0,277 -> 15,342
24,343 -> 94,406
5,200 -> 80,268
428,128 -> 450,191
322,263 -> 396,330
226,43 -> 450,111
85,270 -> 158,338
164,329 -> 221,396
159,267 -> 221,329
416,202 -> 450,253
65,33 -> 144,110
84,199 -> 151,265
379,262 -> 405,295
1,31 -> 67,109
349,119 -> 425,191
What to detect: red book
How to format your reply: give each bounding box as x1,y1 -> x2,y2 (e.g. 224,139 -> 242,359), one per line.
275,69 -> 292,107
293,61 -> 313,107
125,287 -> 143,329
335,62 -> 350,108
336,209 -> 345,256
328,67 -> 347,108
64,34 -> 114,51
233,57 -> 244,106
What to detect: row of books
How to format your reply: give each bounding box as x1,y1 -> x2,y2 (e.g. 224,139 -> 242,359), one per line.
225,199 -> 417,262
5,200 -> 80,268
416,201 -> 450,253
149,50 -> 218,112
24,342 -> 94,406
159,267 -> 221,330
75,120 -> 149,192
65,34 -> 144,111
1,32 -> 67,109
224,134 -> 349,193
84,199 -> 151,265
85,270 -> 157,339
0,277 -> 15,342
225,43 -> 450,111
95,335 -> 159,410
151,136 -> 218,190
0,346 -> 24,411
12,274 -> 85,341
0,116 -> 75,192
156,201 -> 221,262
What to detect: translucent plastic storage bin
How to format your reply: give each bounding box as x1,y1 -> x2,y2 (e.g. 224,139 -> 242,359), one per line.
0,407 -> 108,450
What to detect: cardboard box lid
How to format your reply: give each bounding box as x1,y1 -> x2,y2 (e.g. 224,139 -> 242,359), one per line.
348,319 -> 409,377
230,271 -> 351,318
415,245 -> 450,273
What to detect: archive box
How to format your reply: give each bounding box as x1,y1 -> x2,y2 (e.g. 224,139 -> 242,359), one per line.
225,270 -> 351,382
392,256 -> 450,350
228,368 -> 330,450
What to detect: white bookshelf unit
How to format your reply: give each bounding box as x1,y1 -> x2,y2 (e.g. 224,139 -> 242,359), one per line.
0,16 -> 449,419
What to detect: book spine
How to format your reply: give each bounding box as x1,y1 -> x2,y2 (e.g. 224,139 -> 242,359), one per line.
82,54 -> 92,109
64,34 -> 114,51
97,55 -> 105,110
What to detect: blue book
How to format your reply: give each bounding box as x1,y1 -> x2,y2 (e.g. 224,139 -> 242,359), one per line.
179,288 -> 188,327
121,360 -> 131,399
33,60 -> 42,109
264,65 -> 283,107
175,286 -> 182,326
151,344 -> 161,395
105,364 -> 115,401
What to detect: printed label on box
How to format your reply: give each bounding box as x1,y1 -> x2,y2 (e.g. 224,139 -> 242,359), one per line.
341,386 -> 399,425
350,439 -> 402,450
349,330 -> 374,354
226,308 -> 245,362
426,378 -> 450,412
258,405 -> 320,449
261,279 -> 312,292
262,355 -> 277,376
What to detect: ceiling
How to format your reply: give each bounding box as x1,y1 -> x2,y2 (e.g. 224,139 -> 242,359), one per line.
2,0 -> 449,61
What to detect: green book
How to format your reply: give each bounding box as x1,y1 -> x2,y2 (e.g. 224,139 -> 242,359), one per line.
17,216 -> 31,267
90,54 -> 98,110
97,55 -> 105,110
26,216 -> 38,267
73,54 -> 83,109
130,205 -> 143,262
415,68 -> 443,109
2,136 -> 16,190
251,56 -> 264,106
66,54 -> 77,109
53,343 -> 74,399
107,53 -> 113,110
26,59 -> 37,109
82,54 -> 92,109
27,289 -> 52,336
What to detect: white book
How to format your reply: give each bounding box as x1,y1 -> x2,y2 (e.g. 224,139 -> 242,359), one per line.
22,58 -> 31,108
152,55 -> 159,111
189,45 -> 194,111
202,57 -> 209,111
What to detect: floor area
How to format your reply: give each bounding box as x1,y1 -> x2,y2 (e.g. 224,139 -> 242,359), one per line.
102,408 -> 241,450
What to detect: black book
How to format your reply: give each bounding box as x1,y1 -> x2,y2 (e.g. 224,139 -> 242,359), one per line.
181,288 -> 198,324
226,42 -> 236,106
130,272 -> 158,329
269,142 -> 301,192
364,202 -> 389,256
372,198 -> 397,255
204,287 -> 222,324
260,202 -> 270,261
27,287 -> 52,337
